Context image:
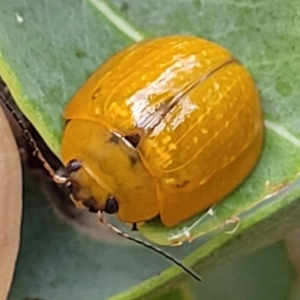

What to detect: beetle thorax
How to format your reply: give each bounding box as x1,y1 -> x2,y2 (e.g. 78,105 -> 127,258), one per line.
61,119 -> 159,223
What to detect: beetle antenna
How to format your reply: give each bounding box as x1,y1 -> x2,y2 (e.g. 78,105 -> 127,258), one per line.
0,85 -> 67,185
97,211 -> 202,282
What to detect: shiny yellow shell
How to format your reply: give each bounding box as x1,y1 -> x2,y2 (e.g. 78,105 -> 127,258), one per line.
61,35 -> 264,227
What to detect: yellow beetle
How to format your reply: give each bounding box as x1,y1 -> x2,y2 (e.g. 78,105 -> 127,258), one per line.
61,35 -> 264,228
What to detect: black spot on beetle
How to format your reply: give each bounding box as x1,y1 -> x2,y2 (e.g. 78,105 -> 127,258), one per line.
91,86 -> 101,100
124,133 -> 141,148
108,134 -> 120,145
175,180 -> 190,188
128,154 -> 138,166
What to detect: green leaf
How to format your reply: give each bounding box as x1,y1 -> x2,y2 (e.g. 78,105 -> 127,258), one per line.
1,0 -> 300,299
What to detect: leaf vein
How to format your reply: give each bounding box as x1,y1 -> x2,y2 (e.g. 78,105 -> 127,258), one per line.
87,0 -> 145,42
265,119 -> 300,148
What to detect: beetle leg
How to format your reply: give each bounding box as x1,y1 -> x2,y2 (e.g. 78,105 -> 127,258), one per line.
131,222 -> 138,231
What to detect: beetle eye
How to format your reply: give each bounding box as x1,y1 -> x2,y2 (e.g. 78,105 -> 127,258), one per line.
124,133 -> 141,148
66,159 -> 82,174
104,197 -> 119,214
